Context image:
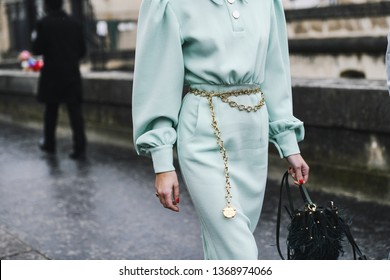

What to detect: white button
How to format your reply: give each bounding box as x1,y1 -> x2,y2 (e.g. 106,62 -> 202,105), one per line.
232,10 -> 240,19
228,0 -> 235,4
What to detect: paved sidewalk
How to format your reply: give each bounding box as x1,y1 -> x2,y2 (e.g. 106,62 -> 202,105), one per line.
0,121 -> 389,260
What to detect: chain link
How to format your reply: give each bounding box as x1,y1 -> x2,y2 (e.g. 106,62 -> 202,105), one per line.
189,87 -> 265,112
189,87 -> 265,218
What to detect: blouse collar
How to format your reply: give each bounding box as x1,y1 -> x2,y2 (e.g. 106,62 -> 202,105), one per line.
210,0 -> 248,5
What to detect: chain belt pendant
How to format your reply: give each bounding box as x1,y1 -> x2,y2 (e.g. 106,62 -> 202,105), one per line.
207,95 -> 236,218
190,87 -> 265,219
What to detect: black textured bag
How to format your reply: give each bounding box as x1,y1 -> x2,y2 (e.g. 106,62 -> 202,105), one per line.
276,171 -> 366,260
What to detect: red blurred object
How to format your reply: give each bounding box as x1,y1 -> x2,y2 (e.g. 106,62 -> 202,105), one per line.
32,60 -> 44,72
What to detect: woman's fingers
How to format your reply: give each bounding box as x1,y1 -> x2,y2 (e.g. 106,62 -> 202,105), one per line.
301,163 -> 310,184
161,191 -> 179,212
173,181 -> 180,205
156,189 -> 178,211
155,171 -> 180,212
287,154 -> 310,185
288,167 -> 301,185
157,188 -> 179,212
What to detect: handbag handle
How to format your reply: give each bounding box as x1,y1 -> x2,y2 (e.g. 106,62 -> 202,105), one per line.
276,171 -> 291,260
280,171 -> 316,213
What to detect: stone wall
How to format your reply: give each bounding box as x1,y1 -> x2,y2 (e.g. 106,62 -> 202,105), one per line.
285,2 -> 390,79
91,0 -> 142,21
0,70 -> 389,204
289,78 -> 390,204
287,16 -> 389,39
289,52 -> 386,79
283,0 -> 385,9
285,2 -> 390,38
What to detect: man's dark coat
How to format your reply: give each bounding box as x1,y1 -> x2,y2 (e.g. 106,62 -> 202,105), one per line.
32,10 -> 86,103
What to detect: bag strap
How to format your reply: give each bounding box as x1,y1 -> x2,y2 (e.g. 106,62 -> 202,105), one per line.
342,223 -> 367,260
276,171 -> 293,260
299,184 -> 314,205
276,171 -> 285,259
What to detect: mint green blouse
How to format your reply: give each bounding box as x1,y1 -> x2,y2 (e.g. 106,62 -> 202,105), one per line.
132,0 -> 304,173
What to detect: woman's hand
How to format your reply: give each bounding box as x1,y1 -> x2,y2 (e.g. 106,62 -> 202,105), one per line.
155,171 -> 180,212
286,154 -> 310,185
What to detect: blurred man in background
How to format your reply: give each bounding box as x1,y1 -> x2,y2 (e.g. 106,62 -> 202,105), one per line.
32,0 -> 87,159
386,31 -> 390,95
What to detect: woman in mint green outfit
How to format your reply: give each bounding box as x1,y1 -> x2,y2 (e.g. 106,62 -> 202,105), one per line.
132,0 -> 310,259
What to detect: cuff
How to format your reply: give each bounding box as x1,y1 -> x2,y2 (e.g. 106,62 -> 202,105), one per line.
271,131 -> 301,158
150,145 -> 175,173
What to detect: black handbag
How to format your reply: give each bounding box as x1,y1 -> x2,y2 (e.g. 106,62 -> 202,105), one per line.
276,171 -> 366,260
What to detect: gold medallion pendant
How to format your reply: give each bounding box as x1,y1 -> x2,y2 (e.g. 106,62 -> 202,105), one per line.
223,205 -> 236,219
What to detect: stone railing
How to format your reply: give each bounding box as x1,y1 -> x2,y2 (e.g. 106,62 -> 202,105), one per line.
285,2 -> 390,80
285,1 -> 390,39
0,70 -> 134,145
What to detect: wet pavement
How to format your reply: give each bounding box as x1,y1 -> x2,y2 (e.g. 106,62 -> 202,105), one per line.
0,121 -> 389,260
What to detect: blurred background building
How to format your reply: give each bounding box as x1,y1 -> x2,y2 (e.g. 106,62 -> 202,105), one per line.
284,0 -> 390,79
283,0 -> 382,9
0,0 -> 141,70
0,0 -> 389,78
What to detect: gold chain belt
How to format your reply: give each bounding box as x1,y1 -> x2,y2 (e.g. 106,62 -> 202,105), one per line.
189,87 -> 265,218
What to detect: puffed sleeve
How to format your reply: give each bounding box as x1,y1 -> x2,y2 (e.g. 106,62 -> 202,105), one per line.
260,0 -> 304,158
132,0 -> 184,173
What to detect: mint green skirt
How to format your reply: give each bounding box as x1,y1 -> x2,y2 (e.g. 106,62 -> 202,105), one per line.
177,84 -> 269,260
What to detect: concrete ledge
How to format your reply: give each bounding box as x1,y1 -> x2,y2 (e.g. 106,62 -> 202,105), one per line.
289,37 -> 387,54
0,70 -> 389,204
292,78 -> 390,133
0,70 -> 134,142
285,2 -> 390,21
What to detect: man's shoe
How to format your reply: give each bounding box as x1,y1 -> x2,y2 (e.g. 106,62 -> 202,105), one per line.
69,151 -> 86,160
38,140 -> 55,154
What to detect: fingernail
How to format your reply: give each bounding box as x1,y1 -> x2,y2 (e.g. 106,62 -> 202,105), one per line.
299,179 -> 304,184
175,197 -> 180,204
